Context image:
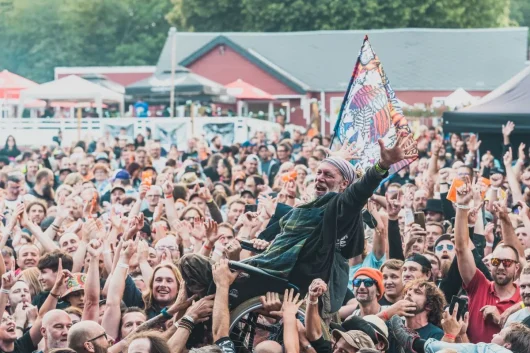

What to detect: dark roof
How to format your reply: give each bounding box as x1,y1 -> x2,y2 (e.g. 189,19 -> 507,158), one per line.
156,28 -> 529,93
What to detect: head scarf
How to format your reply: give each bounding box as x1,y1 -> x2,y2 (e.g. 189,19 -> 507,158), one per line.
322,157 -> 357,184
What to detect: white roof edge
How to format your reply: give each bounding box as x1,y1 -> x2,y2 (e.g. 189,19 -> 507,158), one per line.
246,48 -> 312,90
54,66 -> 156,75
174,27 -> 529,37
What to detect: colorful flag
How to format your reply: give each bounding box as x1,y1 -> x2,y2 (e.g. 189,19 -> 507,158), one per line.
332,35 -> 413,174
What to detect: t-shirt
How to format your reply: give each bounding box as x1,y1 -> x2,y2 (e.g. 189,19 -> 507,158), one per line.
416,323 -> 444,340
504,307 -> 530,327
0,332 -> 37,353
379,295 -> 394,306
216,337 -> 236,353
348,251 -> 386,290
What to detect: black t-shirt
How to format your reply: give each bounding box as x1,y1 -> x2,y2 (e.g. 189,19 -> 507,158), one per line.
378,295 -> 394,306
142,209 -> 154,223
32,291 -> 69,310
28,188 -> 54,205
416,323 -> 444,340
1,332 -> 37,353
309,336 -> 332,353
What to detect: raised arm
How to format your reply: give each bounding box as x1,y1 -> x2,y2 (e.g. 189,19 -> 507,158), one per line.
305,279 -> 327,341
212,259 -> 238,341
339,132 -> 417,214
21,211 -> 59,253
368,201 -> 386,260
503,148 -> 523,204
493,199 -> 526,263
129,185 -> 148,218
282,289 -> 304,353
453,177 -> 477,286
82,239 -> 103,322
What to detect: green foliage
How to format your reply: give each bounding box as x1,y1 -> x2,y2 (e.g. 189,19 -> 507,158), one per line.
168,0 -> 514,32
0,0 -> 172,82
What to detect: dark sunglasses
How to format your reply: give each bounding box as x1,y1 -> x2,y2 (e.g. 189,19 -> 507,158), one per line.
491,258 -> 517,268
187,183 -> 204,189
353,278 -> 377,288
435,244 -> 454,252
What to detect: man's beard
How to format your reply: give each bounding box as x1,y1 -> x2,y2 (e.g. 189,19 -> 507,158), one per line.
407,297 -> 425,314
93,342 -> 108,353
493,271 -> 513,286
440,261 -> 451,279
42,185 -> 53,198
523,294 -> 530,307
48,336 -> 67,350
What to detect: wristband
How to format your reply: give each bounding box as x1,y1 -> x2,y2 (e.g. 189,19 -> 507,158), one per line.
182,315 -> 195,324
486,242 -> 494,248
203,243 -> 212,250
49,292 -> 60,299
117,262 -> 130,269
455,203 -> 471,210
303,344 -> 312,351
443,333 -> 456,341
381,311 -> 390,321
374,162 -> 389,175
165,194 -> 173,199
0,289 -> 10,294
160,307 -> 173,319
206,199 -> 214,203
522,302 -> 526,309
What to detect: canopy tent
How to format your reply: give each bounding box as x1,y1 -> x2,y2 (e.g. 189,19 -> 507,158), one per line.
443,88 -> 478,110
18,75 -> 124,117
0,69 -> 38,99
226,79 -> 275,117
226,79 -> 275,100
126,66 -> 234,104
81,74 -> 125,94
443,65 -> 530,133
443,66 -> 530,158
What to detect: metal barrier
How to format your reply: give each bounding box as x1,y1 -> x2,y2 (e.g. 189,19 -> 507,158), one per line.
0,117 -> 301,148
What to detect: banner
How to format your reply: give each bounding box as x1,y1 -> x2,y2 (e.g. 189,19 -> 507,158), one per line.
202,123 -> 235,146
333,36 -> 413,174
101,122 -> 134,139
153,122 -> 188,150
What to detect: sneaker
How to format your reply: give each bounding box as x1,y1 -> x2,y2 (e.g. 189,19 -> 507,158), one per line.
388,315 -> 420,353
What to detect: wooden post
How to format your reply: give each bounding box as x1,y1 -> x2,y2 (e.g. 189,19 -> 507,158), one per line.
169,27 -> 177,119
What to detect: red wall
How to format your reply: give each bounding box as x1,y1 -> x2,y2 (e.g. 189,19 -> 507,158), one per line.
187,45 -> 299,96
57,72 -> 152,86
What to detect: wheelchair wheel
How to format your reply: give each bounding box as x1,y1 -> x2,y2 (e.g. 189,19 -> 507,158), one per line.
229,296 -> 330,353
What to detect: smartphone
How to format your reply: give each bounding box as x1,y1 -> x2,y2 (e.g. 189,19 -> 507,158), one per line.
244,204 -> 258,213
362,209 -> 378,229
449,296 -> 468,321
414,211 -> 426,229
142,170 -> 153,187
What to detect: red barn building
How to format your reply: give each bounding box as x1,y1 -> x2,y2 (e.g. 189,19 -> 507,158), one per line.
154,28 -> 527,132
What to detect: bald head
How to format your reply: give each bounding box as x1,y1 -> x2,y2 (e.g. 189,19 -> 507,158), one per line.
42,310 -> 72,350
68,321 -> 107,353
255,340 -> 283,353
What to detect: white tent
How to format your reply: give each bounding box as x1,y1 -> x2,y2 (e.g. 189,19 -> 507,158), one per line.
18,75 -> 124,117
443,88 -> 478,110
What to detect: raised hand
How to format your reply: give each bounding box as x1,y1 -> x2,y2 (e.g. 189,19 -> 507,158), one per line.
86,239 -> 103,258
503,147 -> 513,167
492,199 -> 510,222
330,141 -> 360,161
442,303 -> 464,338
455,176 -> 473,206
1,263 -> 21,291
212,258 -> 239,288
378,131 -> 418,170
120,239 -> 138,264
51,258 -> 73,297
466,134 -> 481,154
259,292 -> 282,317
198,187 -> 213,202
502,121 -> 515,137
185,295 -> 214,323
281,288 -> 304,318
205,220 -> 219,245
518,143 -> 526,163
190,217 -> 206,242
162,176 -> 174,196
387,299 -> 417,318
224,239 -> 242,261
308,278 -> 327,299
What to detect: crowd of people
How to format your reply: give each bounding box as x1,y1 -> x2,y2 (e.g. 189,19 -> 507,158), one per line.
0,119 -> 530,353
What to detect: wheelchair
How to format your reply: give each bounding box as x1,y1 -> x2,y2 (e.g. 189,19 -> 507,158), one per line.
207,261 -> 330,353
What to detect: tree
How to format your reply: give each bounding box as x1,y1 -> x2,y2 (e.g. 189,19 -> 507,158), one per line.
167,0 -> 513,33
0,0 -> 172,82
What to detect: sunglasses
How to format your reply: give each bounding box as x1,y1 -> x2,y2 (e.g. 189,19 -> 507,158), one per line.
490,258 -> 517,268
435,244 -> 454,252
353,278 -> 377,288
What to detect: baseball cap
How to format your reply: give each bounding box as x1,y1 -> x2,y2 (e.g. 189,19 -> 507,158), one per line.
114,169 -> 131,180
62,273 -> 86,298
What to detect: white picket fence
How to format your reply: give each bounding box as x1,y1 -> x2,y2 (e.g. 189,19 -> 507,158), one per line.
0,117 -> 301,149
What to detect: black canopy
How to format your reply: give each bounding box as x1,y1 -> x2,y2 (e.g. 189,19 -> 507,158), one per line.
443,66 -> 530,133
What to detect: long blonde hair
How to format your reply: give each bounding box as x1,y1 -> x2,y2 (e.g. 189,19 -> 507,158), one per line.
21,267 -> 43,297
143,263 -> 183,310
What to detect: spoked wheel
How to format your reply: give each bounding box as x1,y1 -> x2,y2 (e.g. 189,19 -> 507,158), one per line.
229,296 -> 329,353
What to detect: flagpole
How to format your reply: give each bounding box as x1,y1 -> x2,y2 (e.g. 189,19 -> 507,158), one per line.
169,27 -> 177,119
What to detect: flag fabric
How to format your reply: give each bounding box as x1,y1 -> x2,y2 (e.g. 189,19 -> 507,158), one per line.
332,35 -> 413,175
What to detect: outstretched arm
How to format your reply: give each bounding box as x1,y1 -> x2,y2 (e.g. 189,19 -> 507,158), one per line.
453,177 -> 477,286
